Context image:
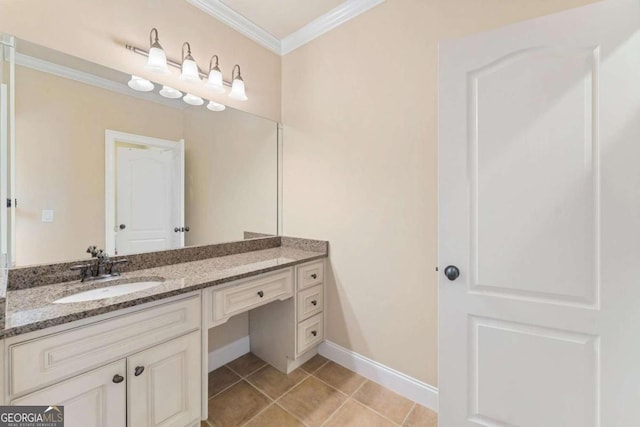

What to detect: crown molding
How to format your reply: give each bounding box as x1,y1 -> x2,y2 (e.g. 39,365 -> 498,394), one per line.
186,0 -> 282,54
281,0 -> 385,55
13,53 -> 187,110
186,0 -> 385,56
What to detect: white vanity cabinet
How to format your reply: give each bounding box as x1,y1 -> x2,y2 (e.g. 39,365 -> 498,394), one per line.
13,360 -> 127,427
248,260 -> 326,373
5,293 -> 202,427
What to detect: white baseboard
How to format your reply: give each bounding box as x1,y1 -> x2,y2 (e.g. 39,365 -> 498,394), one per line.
318,340 -> 439,412
208,336 -> 250,372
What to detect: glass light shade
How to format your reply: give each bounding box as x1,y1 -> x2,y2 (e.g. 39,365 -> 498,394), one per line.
183,93 -> 204,106
206,100 -> 226,112
229,78 -> 248,101
127,75 -> 154,92
205,68 -> 224,93
159,86 -> 182,99
145,46 -> 170,74
180,58 -> 200,83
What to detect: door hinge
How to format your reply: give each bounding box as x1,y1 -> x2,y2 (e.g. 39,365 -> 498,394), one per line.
6,198 -> 16,208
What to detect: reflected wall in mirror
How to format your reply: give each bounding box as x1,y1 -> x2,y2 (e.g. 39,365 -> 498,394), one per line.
8,38 -> 278,266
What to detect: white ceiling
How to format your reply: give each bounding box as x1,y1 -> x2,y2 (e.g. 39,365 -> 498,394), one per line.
187,0 -> 385,55
220,0 -> 346,39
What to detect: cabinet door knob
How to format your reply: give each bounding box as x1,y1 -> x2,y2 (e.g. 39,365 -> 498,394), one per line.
257,291 -> 264,298
174,227 -> 181,233
311,330 -> 318,337
112,374 -> 124,384
134,366 -> 145,376
119,224 -> 126,230
311,273 -> 317,279
311,300 -> 318,306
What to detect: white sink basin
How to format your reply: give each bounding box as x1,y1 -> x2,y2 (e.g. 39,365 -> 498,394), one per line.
53,281 -> 163,304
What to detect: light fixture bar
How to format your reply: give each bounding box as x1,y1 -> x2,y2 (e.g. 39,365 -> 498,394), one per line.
125,44 -> 232,87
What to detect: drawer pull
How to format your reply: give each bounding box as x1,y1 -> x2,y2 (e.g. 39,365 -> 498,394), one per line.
112,374 -> 124,384
134,366 -> 145,376
311,330 -> 318,337
311,273 -> 317,279
257,291 -> 264,298
311,300 -> 318,306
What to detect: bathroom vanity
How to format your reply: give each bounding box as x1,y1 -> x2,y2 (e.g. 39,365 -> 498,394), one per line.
0,236 -> 327,426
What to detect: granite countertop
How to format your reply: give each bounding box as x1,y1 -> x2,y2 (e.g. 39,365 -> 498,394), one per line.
2,246 -> 326,338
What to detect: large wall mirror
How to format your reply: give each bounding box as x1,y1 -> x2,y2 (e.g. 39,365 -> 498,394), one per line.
0,36 -> 279,267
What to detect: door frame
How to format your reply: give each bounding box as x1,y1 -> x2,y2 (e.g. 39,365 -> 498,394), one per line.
104,129 -> 184,255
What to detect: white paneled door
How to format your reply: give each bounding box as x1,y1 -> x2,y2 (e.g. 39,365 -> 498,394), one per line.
438,0 -> 640,425
115,146 -> 180,255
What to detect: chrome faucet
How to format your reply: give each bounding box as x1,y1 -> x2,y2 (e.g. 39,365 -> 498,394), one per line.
70,246 -> 129,282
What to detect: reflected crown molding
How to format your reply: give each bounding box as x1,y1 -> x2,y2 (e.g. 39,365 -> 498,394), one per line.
185,0 -> 385,56
13,53 -> 188,110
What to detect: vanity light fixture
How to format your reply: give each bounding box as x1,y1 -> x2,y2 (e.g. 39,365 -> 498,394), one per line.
206,100 -> 226,111
183,93 -> 204,106
229,65 -> 248,101
127,75 -> 154,92
159,85 -> 182,99
205,55 -> 225,93
180,42 -> 200,83
144,28 -> 170,75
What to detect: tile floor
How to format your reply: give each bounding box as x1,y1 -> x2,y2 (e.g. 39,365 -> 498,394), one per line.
202,353 -> 438,427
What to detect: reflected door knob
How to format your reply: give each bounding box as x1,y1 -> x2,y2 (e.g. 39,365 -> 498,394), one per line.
444,265 -> 460,281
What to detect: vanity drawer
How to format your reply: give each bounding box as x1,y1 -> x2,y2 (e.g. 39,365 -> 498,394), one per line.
297,261 -> 324,290
297,285 -> 323,321
9,294 -> 200,397
208,269 -> 293,327
297,313 -> 324,355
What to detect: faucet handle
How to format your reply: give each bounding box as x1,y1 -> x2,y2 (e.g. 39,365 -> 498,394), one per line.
86,246 -> 99,257
70,263 -> 92,281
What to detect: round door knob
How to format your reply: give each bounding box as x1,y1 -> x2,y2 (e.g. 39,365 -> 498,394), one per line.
311,300 -> 318,306
119,224 -> 126,230
311,273 -> 317,279
174,227 -> 181,233
311,330 -> 318,337
184,226 -> 190,232
444,265 -> 460,281
257,291 -> 264,298
134,366 -> 145,376
112,374 -> 124,384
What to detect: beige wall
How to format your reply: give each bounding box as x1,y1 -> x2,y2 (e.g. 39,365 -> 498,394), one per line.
0,0 -> 281,121
15,66 -> 184,265
281,0 -> 600,386
183,107 -> 278,246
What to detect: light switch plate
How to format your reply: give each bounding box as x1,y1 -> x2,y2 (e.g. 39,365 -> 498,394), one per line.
41,209 -> 54,223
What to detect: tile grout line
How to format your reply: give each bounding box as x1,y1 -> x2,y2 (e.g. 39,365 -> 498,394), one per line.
400,402 -> 417,426
273,400 -> 312,427
208,376 -> 244,400
318,376 -> 367,427
349,380 -> 411,426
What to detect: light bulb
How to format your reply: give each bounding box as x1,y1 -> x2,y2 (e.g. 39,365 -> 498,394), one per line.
206,100 -> 226,111
229,78 -> 247,101
183,93 -> 204,106
206,68 -> 224,93
159,86 -> 182,99
144,28 -> 170,74
128,75 -> 154,92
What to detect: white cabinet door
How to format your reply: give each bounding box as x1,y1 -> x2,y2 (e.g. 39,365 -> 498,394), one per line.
128,332 -> 201,427
438,0 -> 640,425
12,360 -> 126,427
